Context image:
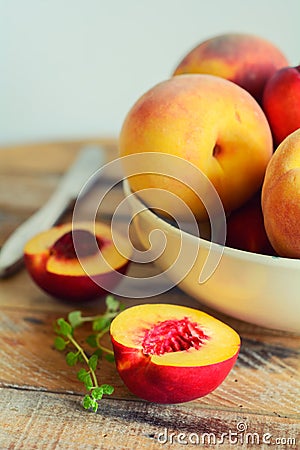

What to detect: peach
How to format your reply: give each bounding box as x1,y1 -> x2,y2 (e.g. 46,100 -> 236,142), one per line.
262,129 -> 300,258
110,303 -> 240,404
262,65 -> 300,146
173,33 -> 288,104
119,74 -> 273,221
226,192 -> 276,255
24,221 -> 130,302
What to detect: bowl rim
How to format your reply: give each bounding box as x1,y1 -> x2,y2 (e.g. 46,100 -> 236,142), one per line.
122,179 -> 300,269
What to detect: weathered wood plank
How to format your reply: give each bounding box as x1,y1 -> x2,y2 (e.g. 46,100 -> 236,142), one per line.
0,141 -> 123,225
0,139 -> 299,447
0,388 -> 298,450
0,139 -> 118,175
0,181 -> 126,247
0,306 -> 299,418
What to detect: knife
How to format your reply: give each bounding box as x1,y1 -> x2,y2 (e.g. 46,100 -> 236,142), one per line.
0,145 -> 104,278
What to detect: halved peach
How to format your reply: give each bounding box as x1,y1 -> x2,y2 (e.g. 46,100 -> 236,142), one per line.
110,304 -> 240,404
24,221 -> 130,302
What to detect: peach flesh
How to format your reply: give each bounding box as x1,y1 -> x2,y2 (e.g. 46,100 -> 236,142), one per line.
110,304 -> 240,404
24,222 -> 129,302
142,317 -> 209,355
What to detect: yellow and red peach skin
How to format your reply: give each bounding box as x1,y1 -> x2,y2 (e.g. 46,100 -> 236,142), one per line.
262,129 -> 300,258
110,304 -> 240,404
173,33 -> 288,104
24,222 -> 130,303
262,65 -> 300,146
119,74 -> 273,221
111,338 -> 239,404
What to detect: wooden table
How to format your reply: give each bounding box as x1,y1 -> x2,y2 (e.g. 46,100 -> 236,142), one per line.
0,140 -> 299,449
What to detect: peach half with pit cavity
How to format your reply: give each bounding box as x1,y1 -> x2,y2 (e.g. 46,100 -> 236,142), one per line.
24,221 -> 130,302
110,303 -> 240,404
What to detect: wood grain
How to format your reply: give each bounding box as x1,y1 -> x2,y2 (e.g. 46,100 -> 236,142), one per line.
0,389 -> 298,450
0,301 -> 299,417
0,140 -> 299,449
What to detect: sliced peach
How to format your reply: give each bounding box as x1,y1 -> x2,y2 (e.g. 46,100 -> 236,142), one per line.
110,304 -> 240,404
24,222 -> 130,302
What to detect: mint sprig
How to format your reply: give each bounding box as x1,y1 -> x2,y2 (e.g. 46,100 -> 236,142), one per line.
54,295 -> 124,412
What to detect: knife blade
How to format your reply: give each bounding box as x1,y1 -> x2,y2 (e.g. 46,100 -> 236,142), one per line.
0,145 -> 104,277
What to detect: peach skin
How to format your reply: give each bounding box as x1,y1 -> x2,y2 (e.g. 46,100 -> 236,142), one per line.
262,129 -> 300,258
262,65 -> 300,146
24,221 -> 130,302
110,303 -> 240,404
173,33 -> 288,104
119,74 -> 273,222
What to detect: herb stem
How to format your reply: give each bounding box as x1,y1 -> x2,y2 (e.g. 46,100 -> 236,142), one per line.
67,333 -> 98,388
96,326 -> 114,356
54,295 -> 123,411
80,312 -> 118,324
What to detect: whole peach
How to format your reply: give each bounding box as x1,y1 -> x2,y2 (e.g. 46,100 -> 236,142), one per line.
173,33 -> 288,104
262,129 -> 300,258
226,192 -> 276,255
119,74 -> 273,221
262,65 -> 300,146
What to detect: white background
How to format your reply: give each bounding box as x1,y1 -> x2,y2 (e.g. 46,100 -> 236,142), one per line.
1,0 -> 299,146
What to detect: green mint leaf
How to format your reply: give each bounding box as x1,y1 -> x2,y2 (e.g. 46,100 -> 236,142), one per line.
86,334 -> 98,348
119,302 -> 126,312
105,295 -> 120,312
93,316 -> 110,332
91,401 -> 98,412
54,336 -> 67,351
77,353 -> 84,363
77,368 -> 89,382
88,354 -> 98,372
68,311 -> 83,328
83,374 -> 93,391
101,384 -> 114,395
82,394 -> 94,410
91,387 -> 103,400
56,318 -> 72,337
66,351 -> 79,366
105,353 -> 115,363
77,369 -> 93,390
54,295 -> 124,412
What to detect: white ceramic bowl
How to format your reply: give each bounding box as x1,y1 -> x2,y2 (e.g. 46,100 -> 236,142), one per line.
123,180 -> 300,333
